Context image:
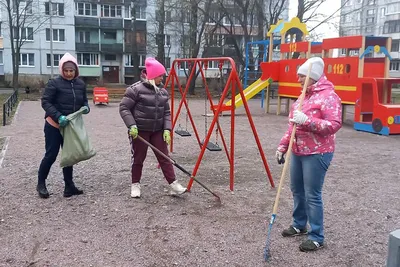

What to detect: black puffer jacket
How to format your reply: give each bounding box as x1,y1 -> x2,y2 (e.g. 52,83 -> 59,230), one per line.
119,81 -> 172,132
42,76 -> 88,121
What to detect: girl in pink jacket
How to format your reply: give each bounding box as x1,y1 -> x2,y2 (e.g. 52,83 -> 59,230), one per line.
276,57 -> 342,252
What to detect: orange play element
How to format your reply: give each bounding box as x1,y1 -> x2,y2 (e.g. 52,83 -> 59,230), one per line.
93,87 -> 109,105
260,17 -> 398,135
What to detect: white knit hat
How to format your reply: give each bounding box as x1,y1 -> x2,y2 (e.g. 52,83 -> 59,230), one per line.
297,57 -> 325,81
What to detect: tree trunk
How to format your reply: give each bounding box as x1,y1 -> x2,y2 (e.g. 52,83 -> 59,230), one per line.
188,0 -> 198,95
156,0 -> 165,67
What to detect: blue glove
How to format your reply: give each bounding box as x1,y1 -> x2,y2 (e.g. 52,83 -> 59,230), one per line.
58,115 -> 69,127
82,106 -> 90,114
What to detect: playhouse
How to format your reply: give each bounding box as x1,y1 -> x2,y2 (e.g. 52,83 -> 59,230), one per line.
260,17 -> 400,136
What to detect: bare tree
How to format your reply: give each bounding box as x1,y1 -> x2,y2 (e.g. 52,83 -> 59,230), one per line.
201,0 -> 288,77
0,0 -> 51,88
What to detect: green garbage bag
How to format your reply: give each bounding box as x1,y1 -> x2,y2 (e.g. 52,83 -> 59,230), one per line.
59,107 -> 96,168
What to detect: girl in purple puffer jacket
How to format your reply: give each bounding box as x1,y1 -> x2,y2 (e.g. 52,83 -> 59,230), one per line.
276,57 -> 342,252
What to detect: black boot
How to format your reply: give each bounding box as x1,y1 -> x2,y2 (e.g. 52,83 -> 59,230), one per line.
37,181 -> 49,198
63,181 -> 83,198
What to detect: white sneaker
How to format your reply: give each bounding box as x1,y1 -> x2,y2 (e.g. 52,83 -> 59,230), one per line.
169,180 -> 187,196
131,183 -> 141,198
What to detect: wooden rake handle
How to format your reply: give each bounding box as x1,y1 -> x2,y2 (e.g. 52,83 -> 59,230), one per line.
272,63 -> 313,215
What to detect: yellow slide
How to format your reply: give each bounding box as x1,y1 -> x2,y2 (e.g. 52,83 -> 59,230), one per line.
225,77 -> 273,108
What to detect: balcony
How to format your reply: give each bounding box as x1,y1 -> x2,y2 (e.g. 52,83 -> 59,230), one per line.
75,17 -> 98,28
124,43 -> 146,54
76,43 -> 100,52
223,47 -> 237,57
101,43 -> 123,53
203,46 -> 223,57
100,0 -> 123,4
100,18 -> 123,29
123,20 -> 146,31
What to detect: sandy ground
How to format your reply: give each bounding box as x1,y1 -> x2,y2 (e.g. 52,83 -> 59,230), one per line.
0,98 -> 399,267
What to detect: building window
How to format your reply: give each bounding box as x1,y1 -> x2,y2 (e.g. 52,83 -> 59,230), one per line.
103,31 -> 116,40
124,54 -> 146,67
46,29 -> 65,42
390,61 -> 400,71
124,6 -> 146,19
76,2 -> 97,16
46,54 -> 63,67
13,27 -> 33,40
45,2 -> 64,16
125,31 -> 146,46
381,7 -> 386,18
13,0 -> 32,14
367,9 -> 375,16
101,5 -> 122,18
0,51 -> 3,64
383,20 -> 400,34
104,54 -> 116,61
392,40 -> 400,52
365,27 -> 373,34
366,17 -> 375,24
19,53 -> 35,66
368,0 -> 375,5
77,53 -> 99,66
78,31 -> 91,43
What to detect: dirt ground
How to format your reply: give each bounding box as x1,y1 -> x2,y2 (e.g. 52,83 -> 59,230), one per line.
0,98 -> 399,267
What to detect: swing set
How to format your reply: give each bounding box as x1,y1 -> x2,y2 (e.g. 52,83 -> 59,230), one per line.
165,57 -> 274,191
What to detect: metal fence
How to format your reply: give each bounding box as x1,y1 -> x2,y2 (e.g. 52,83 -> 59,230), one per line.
2,89 -> 19,126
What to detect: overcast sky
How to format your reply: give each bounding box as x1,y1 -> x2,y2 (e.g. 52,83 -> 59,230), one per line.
288,0 -> 342,40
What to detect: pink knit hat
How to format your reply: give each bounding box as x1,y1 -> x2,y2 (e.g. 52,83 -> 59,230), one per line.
145,57 -> 166,80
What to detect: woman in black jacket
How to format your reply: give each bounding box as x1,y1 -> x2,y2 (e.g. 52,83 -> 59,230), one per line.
37,53 -> 90,198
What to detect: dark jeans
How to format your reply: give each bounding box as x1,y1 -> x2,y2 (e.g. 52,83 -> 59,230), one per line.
38,122 -> 73,183
130,130 -> 175,184
290,153 -> 334,243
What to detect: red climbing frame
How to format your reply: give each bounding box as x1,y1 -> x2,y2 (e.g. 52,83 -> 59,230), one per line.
165,57 -> 274,191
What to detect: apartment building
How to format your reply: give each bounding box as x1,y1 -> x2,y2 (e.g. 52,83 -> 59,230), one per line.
1,0 -> 75,81
0,0 -> 288,85
339,0 -> 400,77
74,0 -> 147,84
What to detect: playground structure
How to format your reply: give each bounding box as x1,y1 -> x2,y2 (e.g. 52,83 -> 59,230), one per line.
92,87 -> 109,105
258,17 -> 400,136
164,57 -> 274,191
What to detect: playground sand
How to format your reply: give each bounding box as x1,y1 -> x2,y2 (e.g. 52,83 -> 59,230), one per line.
0,99 -> 399,267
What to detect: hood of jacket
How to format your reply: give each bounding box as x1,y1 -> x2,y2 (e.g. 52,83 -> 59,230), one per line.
59,53 -> 79,79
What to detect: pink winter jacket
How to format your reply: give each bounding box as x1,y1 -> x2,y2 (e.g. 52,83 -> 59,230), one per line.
277,75 -> 342,156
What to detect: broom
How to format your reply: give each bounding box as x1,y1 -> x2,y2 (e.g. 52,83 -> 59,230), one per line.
263,62 -> 313,261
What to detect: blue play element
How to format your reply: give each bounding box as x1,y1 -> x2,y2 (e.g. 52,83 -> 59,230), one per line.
359,46 -> 393,60
353,122 -> 389,136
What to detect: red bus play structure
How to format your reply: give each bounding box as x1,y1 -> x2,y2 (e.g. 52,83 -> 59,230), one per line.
165,57 -> 274,191
261,17 -> 400,136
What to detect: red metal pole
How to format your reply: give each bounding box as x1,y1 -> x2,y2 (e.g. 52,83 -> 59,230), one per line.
233,74 -> 275,187
187,58 -> 238,190
229,73 -> 236,191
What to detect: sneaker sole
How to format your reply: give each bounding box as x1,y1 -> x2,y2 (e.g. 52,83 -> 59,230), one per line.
170,189 -> 187,196
282,232 -> 307,237
299,244 -> 324,252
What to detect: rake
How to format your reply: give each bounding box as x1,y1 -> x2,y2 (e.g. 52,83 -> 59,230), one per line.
263,63 -> 313,261
136,135 -> 221,202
